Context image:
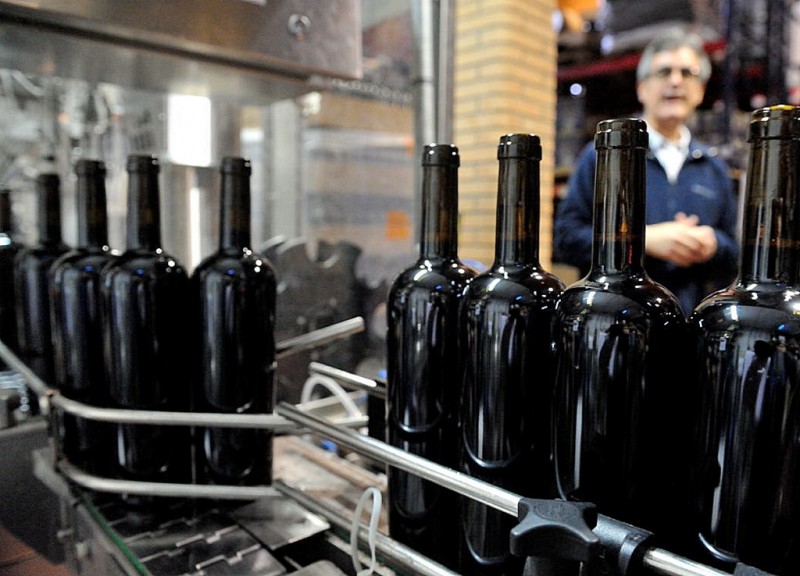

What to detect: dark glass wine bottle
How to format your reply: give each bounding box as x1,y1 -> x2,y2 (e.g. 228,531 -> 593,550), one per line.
552,118 -> 690,549
386,144 -> 476,568
689,105 -> 800,574
192,157 -> 276,486
14,173 -> 70,390
457,134 -> 565,575
101,155 -> 191,484
0,187 -> 22,363
49,159 -> 117,474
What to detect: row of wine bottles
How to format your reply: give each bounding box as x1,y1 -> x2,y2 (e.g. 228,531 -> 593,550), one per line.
385,106 -> 800,575
0,155 -> 276,489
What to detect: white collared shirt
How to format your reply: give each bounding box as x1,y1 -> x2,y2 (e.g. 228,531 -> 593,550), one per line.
649,125 -> 691,184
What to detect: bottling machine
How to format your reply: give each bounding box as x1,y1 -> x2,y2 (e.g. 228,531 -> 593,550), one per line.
0,2 -> 783,575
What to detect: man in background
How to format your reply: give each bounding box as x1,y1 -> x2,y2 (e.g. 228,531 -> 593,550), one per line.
554,28 -> 739,314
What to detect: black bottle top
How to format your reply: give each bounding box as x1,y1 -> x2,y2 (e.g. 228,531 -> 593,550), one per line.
219,156 -> 251,252
125,155 -> 161,251
0,188 -> 12,233
738,104 -> 800,285
419,144 -> 460,261
494,133 -> 542,266
37,173 -> 63,247
590,118 -> 648,275
75,159 -> 110,250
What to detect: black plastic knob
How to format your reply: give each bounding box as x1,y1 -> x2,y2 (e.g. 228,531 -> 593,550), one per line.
510,498 -> 600,563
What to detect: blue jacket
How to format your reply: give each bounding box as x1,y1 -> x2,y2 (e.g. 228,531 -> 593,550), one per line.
553,138 -> 740,315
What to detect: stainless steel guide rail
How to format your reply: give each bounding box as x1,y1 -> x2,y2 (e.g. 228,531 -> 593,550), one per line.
56,456 -> 281,500
281,402 -> 519,515
0,317 -> 367,500
275,317 -> 365,360
308,361 -> 386,399
273,401 -> 750,576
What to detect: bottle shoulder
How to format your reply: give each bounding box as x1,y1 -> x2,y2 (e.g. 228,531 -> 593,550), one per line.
193,250 -> 277,282
15,244 -> 70,269
390,259 -> 476,291
490,264 -> 564,286
465,266 -> 565,304
559,275 -> 685,321
691,285 -> 800,331
0,241 -> 23,262
104,249 -> 188,279
53,246 -> 115,265
51,249 -> 117,278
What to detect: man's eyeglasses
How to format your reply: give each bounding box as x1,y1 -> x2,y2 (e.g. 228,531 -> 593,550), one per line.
648,66 -> 702,81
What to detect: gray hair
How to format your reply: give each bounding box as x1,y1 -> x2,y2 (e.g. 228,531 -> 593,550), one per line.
635,28 -> 712,83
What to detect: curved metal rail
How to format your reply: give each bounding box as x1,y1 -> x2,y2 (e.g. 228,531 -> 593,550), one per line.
0,317 -> 366,427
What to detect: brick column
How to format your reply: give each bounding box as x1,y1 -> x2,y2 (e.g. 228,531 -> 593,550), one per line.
454,0 -> 558,267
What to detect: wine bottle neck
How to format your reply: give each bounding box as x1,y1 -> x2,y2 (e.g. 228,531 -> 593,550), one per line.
37,174 -> 63,246
738,139 -> 800,284
590,147 -> 646,274
419,165 -> 459,260
494,157 -> 540,266
126,170 -> 162,251
76,172 -> 109,249
219,172 -> 251,252
0,191 -> 11,233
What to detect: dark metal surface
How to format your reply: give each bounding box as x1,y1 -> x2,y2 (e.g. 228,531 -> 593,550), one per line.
34,452 -> 335,576
230,496 -> 330,551
288,561 -> 347,575
132,525 -> 286,576
84,496 -> 291,576
0,418 -> 64,564
262,238 -> 385,404
275,480 -> 458,576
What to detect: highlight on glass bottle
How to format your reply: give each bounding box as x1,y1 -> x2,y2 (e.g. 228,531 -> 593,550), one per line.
551,118 -> 692,554
457,133 -> 564,574
385,143 -> 476,569
688,104 -> 800,575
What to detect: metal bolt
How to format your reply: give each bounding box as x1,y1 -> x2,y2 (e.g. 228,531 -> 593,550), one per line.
288,13 -> 311,40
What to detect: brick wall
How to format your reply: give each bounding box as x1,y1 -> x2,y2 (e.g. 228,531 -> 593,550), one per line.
455,0 -> 558,268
